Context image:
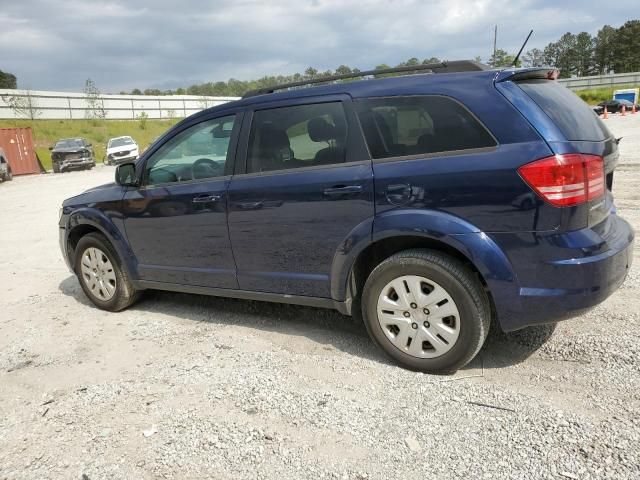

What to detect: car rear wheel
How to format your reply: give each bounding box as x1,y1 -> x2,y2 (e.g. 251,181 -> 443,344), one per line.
74,232 -> 140,311
361,249 -> 491,373
2,169 -> 11,181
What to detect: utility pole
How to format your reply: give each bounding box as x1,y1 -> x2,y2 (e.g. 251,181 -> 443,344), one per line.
492,25 -> 497,67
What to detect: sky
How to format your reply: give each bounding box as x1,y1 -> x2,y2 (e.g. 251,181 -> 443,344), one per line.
0,0 -> 636,93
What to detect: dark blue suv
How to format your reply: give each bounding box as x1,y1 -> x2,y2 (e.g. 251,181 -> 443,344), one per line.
59,62 -> 634,373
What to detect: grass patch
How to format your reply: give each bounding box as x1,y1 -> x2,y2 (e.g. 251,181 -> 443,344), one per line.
576,84 -> 640,105
0,118 -> 180,170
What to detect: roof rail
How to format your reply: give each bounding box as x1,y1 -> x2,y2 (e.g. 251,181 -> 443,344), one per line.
242,60 -> 489,98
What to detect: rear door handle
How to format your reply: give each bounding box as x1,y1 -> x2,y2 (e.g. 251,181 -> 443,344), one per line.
323,185 -> 363,196
192,194 -> 221,203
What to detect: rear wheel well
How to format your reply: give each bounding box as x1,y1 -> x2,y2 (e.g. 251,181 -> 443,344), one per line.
349,236 -> 494,312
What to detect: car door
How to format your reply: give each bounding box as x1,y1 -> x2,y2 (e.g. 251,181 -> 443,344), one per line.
122,113 -> 241,288
227,96 -> 374,298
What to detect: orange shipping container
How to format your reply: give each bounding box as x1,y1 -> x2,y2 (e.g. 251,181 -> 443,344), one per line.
0,127 -> 41,175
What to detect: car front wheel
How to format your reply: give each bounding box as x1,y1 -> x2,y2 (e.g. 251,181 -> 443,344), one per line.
74,232 -> 140,311
361,249 -> 491,373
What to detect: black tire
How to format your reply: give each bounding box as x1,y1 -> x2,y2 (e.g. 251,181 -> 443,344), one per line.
74,232 -> 140,311
361,249 -> 491,373
5,169 -> 12,181
53,163 -> 60,173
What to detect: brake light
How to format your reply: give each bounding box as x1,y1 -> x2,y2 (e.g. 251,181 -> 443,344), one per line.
518,154 -> 604,207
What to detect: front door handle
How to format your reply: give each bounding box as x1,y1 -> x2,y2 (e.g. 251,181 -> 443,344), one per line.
192,194 -> 221,203
323,185 -> 363,196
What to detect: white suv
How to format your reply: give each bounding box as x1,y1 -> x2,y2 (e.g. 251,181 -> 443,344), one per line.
105,136 -> 139,165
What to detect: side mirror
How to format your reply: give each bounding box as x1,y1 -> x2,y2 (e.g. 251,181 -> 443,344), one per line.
86,143 -> 92,147
115,162 -> 137,186
48,146 -> 53,150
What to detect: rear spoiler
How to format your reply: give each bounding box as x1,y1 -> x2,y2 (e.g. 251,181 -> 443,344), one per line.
495,67 -> 560,83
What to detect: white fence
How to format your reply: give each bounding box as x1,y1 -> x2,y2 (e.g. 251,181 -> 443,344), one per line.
2,72 -> 639,120
0,89 -> 239,120
558,72 -> 640,91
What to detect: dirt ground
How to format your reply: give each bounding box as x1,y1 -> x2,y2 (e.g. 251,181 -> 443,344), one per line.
1,114 -> 639,480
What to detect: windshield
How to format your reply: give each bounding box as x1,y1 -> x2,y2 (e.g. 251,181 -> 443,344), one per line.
55,139 -> 84,149
108,137 -> 135,148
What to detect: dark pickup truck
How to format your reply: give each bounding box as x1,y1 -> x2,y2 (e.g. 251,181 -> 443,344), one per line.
50,138 -> 96,173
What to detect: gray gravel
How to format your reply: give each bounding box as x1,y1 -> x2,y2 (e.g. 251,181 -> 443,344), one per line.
1,113 -> 639,479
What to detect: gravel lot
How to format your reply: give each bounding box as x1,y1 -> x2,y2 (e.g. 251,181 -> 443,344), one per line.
1,114 -> 639,480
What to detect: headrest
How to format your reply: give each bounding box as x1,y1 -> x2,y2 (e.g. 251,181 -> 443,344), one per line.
259,123 -> 290,149
308,117 -> 337,142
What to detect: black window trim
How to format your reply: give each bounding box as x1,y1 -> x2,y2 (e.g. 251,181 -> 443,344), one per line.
235,94 -> 370,177
353,94 -> 499,163
139,111 -> 243,189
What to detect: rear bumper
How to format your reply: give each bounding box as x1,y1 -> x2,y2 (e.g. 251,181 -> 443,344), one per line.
489,213 -> 634,331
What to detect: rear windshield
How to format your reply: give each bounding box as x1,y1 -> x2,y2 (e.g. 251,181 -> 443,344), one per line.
517,80 -> 611,141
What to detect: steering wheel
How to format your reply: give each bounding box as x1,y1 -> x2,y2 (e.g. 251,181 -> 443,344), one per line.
191,158 -> 223,180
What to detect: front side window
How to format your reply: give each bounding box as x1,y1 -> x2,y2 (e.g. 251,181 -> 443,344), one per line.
356,96 -> 496,159
144,115 -> 236,185
247,102 -> 347,173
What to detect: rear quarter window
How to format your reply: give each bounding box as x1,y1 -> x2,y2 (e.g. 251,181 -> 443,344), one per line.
356,96 -> 496,160
516,80 -> 612,141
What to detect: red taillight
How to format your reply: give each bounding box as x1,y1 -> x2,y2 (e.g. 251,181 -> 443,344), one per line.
518,154 -> 604,207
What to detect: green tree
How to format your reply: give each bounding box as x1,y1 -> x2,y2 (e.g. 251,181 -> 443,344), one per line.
543,33 -> 577,78
593,25 -> 617,74
522,48 -> 544,68
83,78 -> 106,120
612,20 -> 640,73
131,88 -> 142,95
574,32 -> 594,76
489,49 -> 517,67
304,67 -> 318,79
0,70 -> 17,89
334,65 -> 352,76
373,63 -> 393,78
137,112 -> 148,129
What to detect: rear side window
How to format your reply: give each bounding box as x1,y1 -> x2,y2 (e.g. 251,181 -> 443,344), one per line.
517,80 -> 611,141
247,102 -> 347,173
356,96 -> 496,160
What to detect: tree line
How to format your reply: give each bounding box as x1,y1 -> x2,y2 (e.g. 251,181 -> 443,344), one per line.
1,19 -> 638,97
146,19 -> 639,95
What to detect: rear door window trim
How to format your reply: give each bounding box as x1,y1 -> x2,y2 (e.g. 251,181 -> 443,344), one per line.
353,94 -> 499,163
234,95 -> 369,176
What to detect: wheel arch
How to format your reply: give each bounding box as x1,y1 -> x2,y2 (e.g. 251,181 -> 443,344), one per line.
331,209 -> 519,329
65,209 -> 138,279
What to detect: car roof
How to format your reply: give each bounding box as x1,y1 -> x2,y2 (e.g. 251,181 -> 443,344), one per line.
109,135 -> 134,141
199,69 -> 498,115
